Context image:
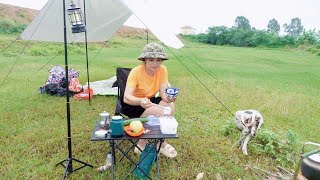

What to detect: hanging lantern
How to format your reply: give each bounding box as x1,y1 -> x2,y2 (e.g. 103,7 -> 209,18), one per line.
67,1 -> 86,33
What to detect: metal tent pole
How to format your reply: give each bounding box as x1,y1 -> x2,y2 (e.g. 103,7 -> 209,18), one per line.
56,1 -> 92,179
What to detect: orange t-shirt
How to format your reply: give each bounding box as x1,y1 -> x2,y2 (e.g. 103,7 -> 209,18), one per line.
126,64 -> 168,98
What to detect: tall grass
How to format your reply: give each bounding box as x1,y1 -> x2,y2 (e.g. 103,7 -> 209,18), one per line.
0,35 -> 319,179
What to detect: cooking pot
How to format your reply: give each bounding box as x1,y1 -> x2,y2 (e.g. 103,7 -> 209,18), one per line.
294,142 -> 320,180
301,152 -> 320,180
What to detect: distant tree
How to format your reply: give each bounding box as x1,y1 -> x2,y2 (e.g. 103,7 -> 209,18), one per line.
234,16 -> 251,30
267,18 -> 280,34
297,30 -> 318,45
283,17 -> 304,36
317,30 -> 320,42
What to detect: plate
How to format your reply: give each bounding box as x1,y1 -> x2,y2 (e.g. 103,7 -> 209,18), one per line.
124,126 -> 144,137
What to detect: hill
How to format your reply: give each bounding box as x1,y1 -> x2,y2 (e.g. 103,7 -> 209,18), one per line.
0,3 -> 153,39
0,3 -> 37,24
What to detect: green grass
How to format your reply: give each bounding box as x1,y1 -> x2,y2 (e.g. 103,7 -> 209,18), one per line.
0,34 -> 319,179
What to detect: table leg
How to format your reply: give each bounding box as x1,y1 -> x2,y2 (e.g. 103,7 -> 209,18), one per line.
119,139 -> 139,162
110,140 -> 115,180
156,139 -> 164,180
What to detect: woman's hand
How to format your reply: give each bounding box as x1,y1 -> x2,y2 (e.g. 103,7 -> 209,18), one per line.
140,98 -> 153,108
166,96 -> 176,103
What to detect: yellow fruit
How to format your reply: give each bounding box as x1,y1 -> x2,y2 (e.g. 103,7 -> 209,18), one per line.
129,121 -> 143,132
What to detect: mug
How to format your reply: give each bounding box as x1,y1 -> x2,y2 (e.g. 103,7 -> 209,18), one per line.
109,115 -> 124,137
99,111 -> 110,128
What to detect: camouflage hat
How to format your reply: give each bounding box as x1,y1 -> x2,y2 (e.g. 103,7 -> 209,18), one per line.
138,42 -> 168,61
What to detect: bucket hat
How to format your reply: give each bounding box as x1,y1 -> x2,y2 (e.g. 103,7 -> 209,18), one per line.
138,42 -> 168,61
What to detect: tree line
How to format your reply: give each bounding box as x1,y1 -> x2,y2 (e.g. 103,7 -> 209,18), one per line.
185,16 -> 320,48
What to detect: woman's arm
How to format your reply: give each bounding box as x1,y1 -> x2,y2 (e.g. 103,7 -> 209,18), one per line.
159,83 -> 168,102
123,86 -> 152,108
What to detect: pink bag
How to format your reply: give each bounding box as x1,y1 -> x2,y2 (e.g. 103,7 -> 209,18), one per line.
69,78 -> 82,92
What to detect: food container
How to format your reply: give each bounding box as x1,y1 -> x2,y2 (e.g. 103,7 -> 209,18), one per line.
159,116 -> 178,134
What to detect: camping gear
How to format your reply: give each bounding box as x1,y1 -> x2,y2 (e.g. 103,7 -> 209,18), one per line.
82,76 -> 118,95
39,66 -> 80,96
159,116 -> 178,134
234,110 -> 264,155
294,142 -> 320,180
99,111 -> 110,128
74,87 -> 94,100
114,68 -> 132,117
109,116 -> 124,137
68,78 -> 82,92
91,120 -> 179,179
20,0 -> 184,49
53,2 -> 94,177
134,144 -> 157,179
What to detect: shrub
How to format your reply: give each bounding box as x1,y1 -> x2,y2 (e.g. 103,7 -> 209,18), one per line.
220,120 -> 297,167
0,19 -> 26,34
251,129 -> 297,167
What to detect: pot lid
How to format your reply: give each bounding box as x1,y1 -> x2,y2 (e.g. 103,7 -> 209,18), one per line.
308,153 -> 320,163
112,115 -> 123,120
100,111 -> 110,116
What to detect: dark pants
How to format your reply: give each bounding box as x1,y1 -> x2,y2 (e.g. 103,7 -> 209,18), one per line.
122,97 -> 162,118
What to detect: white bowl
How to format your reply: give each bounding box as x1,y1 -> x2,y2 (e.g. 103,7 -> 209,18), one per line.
95,129 -> 108,138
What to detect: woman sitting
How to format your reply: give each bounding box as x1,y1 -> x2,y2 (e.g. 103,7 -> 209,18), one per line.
122,42 -> 177,158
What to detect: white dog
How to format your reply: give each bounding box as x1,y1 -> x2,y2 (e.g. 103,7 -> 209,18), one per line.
234,110 -> 264,155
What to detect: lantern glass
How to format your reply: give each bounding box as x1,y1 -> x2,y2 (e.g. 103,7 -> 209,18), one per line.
67,2 -> 85,33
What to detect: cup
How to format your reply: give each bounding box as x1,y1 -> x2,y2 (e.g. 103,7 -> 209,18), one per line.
165,87 -> 179,99
99,111 -> 110,128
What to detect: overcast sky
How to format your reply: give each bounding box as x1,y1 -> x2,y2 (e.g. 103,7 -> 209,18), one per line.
0,0 -> 319,33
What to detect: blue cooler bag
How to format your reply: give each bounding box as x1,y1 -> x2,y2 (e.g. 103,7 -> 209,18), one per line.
134,144 -> 157,179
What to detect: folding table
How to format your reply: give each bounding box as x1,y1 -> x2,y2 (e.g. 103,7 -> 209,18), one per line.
91,121 -> 178,179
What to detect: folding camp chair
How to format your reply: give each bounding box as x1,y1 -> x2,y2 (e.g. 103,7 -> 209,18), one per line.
114,67 -> 132,117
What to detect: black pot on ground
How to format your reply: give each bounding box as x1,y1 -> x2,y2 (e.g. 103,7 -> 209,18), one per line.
301,153 -> 320,180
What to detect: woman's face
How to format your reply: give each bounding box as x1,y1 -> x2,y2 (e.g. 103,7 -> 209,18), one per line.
144,58 -> 163,73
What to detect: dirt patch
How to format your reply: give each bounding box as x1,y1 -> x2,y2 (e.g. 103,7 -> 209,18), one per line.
113,25 -> 155,38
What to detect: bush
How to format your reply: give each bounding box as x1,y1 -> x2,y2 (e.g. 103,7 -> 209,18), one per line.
306,45 -> 320,56
187,26 -> 320,49
29,43 -> 86,56
0,19 -> 26,34
251,129 -> 297,167
220,120 -> 297,167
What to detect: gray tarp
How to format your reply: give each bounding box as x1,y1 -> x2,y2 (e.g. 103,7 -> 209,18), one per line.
20,0 -> 131,43
20,0 -> 184,49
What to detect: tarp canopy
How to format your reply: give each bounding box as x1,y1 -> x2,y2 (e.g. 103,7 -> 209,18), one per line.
20,0 -> 184,49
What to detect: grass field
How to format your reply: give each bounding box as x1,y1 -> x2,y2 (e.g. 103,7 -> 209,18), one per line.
0,33 -> 319,179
